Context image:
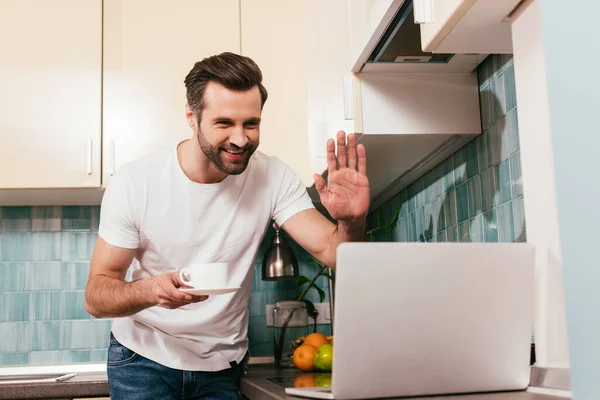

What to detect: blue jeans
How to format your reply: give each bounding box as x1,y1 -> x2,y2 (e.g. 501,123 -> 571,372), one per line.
107,333 -> 247,400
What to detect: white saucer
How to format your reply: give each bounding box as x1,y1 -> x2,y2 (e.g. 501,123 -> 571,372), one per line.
179,287 -> 241,296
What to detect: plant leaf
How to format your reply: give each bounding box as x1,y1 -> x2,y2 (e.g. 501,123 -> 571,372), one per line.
307,256 -> 323,267
314,286 -> 326,303
321,273 -> 334,281
296,275 -> 310,286
303,299 -> 316,317
391,208 -> 399,225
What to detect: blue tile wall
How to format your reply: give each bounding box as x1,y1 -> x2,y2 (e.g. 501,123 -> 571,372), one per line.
368,54 -> 526,246
0,206 -> 332,365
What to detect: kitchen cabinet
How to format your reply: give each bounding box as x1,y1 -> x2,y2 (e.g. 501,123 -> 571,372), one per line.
102,0 -> 240,187
240,0 -> 313,186
352,71 -> 481,207
305,0 -> 355,181
0,0 -> 102,190
420,0 -> 520,54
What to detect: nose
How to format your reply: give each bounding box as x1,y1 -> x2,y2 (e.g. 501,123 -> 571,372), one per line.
229,127 -> 249,148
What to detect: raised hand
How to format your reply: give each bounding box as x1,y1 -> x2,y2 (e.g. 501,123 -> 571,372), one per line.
313,131 -> 370,222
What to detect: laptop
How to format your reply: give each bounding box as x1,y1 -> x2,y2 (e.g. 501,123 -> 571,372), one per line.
285,242 -> 535,399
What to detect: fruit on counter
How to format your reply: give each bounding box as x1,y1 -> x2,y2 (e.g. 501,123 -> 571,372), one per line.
292,344 -> 318,372
313,344 -> 333,372
314,374 -> 332,387
293,374 -> 316,388
303,332 -> 330,349
291,334 -> 333,350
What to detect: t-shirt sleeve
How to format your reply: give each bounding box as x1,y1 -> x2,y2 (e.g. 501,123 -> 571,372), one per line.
98,168 -> 140,249
271,157 -> 315,227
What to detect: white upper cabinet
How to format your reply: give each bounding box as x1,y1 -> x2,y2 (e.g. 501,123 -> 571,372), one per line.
305,0 -> 355,180
102,0 -> 240,186
420,0 -> 520,54
352,71 -> 481,205
0,0 -> 102,190
240,0 -> 313,186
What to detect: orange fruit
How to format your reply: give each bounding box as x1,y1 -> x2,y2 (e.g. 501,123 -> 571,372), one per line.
292,344 -> 317,372
293,374 -> 316,387
303,332 -> 329,349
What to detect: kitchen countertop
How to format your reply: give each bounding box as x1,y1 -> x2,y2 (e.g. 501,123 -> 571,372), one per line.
240,365 -> 570,400
0,372 -> 108,399
0,365 -> 569,400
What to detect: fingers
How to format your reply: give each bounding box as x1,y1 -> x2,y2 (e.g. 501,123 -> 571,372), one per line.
347,133 -> 357,170
357,143 -> 366,175
326,138 -> 336,174
313,174 -> 327,201
336,131 -> 346,168
173,272 -> 194,289
155,275 -> 209,309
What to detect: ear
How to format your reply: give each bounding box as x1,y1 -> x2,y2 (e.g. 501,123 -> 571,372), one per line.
185,104 -> 196,129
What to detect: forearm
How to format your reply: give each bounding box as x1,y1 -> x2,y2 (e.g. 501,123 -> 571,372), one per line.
323,218 -> 366,268
85,274 -> 157,318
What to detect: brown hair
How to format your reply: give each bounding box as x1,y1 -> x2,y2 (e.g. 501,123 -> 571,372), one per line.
184,52 -> 268,121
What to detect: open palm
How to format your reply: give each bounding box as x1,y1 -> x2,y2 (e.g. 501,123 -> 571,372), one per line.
314,132 -> 370,221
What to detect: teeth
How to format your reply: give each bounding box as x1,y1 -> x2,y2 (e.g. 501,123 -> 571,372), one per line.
225,149 -> 243,154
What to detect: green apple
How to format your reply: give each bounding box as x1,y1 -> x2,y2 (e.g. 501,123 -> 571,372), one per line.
313,344 -> 333,372
314,373 -> 332,387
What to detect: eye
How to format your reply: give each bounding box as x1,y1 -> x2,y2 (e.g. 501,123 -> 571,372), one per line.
216,120 -> 233,128
245,121 -> 260,129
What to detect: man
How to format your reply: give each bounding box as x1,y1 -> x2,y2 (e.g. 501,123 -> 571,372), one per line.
85,52 -> 369,399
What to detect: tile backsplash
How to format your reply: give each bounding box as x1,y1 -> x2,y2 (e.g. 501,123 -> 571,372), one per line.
368,54 -> 526,245
0,206 -> 330,366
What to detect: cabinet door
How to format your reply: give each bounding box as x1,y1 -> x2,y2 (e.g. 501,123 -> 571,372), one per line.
0,0 -> 102,189
102,0 -> 240,186
240,0 -> 312,186
305,0 -> 355,177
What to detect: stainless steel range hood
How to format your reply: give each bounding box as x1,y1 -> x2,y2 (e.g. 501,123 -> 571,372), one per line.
368,0 -> 454,65
352,0 -> 486,73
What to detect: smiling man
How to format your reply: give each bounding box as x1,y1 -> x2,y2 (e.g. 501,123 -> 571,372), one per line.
84,52 -> 369,400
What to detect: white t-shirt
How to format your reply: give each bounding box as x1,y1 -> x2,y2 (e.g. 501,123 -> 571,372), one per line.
98,143 -> 314,371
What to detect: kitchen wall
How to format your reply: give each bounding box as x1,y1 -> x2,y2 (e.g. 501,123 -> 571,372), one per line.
0,208 -> 331,366
368,54 -> 526,246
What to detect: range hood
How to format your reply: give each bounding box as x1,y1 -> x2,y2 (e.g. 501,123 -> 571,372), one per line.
368,0 -> 453,65
352,0 -> 486,73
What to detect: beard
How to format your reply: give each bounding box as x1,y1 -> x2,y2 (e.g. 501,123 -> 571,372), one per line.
196,128 -> 257,175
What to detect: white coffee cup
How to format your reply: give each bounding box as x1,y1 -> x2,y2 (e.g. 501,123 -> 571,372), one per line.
179,262 -> 228,289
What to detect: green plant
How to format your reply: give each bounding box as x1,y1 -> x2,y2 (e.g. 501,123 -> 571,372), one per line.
274,209 -> 400,366
295,256 -> 332,319
296,207 -> 400,317
367,208 -> 399,242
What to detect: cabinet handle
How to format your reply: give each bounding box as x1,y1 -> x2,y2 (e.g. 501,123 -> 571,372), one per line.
86,139 -> 93,175
109,140 -> 116,176
413,0 -> 435,24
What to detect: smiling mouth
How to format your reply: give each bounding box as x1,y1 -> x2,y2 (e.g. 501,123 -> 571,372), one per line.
222,148 -> 245,155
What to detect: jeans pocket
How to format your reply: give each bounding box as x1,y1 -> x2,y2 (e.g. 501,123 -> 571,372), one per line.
107,335 -> 139,366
